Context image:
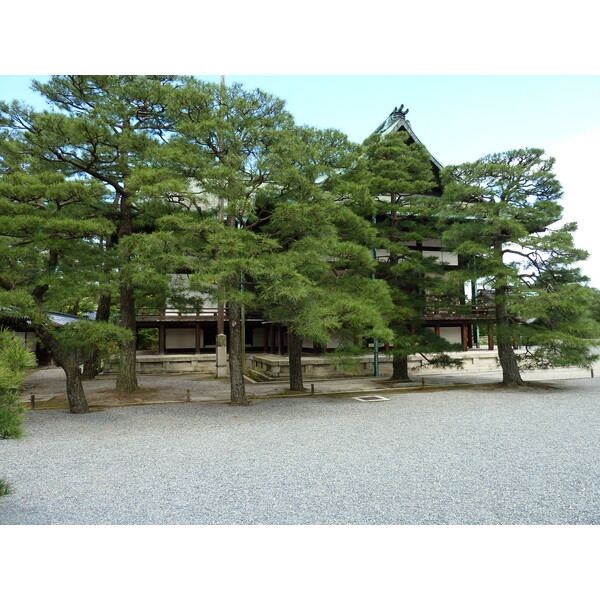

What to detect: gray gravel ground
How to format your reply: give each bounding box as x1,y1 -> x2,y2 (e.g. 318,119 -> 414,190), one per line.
2,377 -> 599,525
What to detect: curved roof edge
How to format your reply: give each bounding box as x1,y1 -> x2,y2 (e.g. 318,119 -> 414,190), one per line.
373,106 -> 443,172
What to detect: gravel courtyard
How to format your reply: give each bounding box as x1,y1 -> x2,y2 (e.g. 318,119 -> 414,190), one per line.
1,378 -> 599,525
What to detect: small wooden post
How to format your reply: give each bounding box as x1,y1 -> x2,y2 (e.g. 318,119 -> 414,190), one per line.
186,389 -> 191,402
158,323 -> 166,354
195,323 -> 202,354
30,394 -> 35,409
311,384 -> 315,395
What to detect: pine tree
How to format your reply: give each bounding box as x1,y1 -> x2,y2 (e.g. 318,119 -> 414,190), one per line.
353,131 -> 463,382
261,161 -> 394,390
0,153 -> 124,412
147,214 -> 281,405
439,148 -> 598,386
0,76 -> 187,393
164,79 -> 302,404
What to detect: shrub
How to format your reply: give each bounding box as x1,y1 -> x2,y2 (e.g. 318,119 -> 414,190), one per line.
0,328 -> 36,439
1,328 -> 35,498
0,479 -> 12,497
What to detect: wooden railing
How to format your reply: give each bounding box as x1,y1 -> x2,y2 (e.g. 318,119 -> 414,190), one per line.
136,307 -> 263,320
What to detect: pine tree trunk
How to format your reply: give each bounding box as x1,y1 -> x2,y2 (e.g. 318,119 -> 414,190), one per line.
390,353 -> 411,382
387,236 -> 412,382
34,325 -> 89,414
288,330 -> 305,391
82,347 -> 100,381
82,294 -> 111,380
228,301 -> 250,405
115,280 -> 139,393
63,357 -> 88,414
497,337 -> 524,386
389,315 -> 411,382
115,193 -> 139,393
495,282 -> 524,386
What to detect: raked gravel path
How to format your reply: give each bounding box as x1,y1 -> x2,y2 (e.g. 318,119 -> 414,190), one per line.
2,377 -> 599,525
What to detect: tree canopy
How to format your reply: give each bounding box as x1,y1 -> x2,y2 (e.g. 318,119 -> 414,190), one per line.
439,148 -> 598,385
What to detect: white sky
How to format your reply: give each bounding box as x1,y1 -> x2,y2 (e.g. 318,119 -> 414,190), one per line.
547,129 -> 600,285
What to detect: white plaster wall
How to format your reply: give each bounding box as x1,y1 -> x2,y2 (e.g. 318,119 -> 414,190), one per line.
439,326 -> 463,345
327,334 -> 341,349
422,250 -> 459,266
165,328 -> 196,349
168,275 -> 219,309
14,331 -> 37,351
302,335 -> 341,349
375,248 -> 390,261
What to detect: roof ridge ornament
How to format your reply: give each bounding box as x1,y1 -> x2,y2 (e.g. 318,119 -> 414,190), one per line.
392,104 -> 409,118
373,104 -> 410,134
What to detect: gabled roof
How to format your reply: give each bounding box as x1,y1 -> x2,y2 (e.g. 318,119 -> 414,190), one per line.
0,307 -> 87,327
46,311 -> 88,326
373,105 -> 443,172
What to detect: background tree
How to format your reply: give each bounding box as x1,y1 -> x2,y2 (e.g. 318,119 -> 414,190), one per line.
351,131 -> 464,382
261,170 -> 394,391
143,215 -> 281,405
439,148 -> 597,386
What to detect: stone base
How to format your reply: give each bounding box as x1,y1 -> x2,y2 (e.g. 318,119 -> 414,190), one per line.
103,349 -> 520,378
248,350 -> 512,380
104,353 -> 225,375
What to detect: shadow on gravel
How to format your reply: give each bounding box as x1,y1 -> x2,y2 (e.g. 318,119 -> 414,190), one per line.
23,372 -> 568,412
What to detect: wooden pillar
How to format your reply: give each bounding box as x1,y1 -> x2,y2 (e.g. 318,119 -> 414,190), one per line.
158,323 -> 166,354
263,326 -> 268,354
488,324 -> 494,350
195,323 -> 202,354
217,303 -> 224,335
434,325 -> 441,337
467,324 -> 473,348
462,325 -> 469,351
278,326 -> 284,356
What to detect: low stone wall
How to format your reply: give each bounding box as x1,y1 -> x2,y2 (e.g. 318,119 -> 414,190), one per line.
103,349 -> 522,378
104,353 -> 223,375
248,349 -> 510,380
102,347 -> 600,379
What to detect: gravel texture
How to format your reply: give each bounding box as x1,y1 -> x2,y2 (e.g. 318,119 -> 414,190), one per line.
2,377 -> 599,524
